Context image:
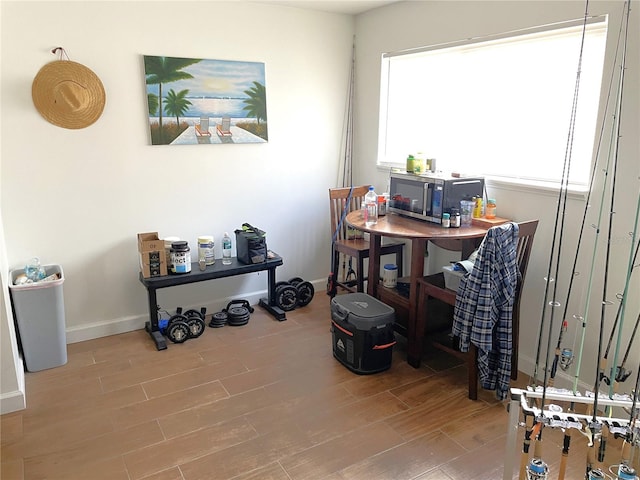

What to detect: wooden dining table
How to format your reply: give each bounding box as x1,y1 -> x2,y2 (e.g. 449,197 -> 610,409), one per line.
345,210 -> 489,367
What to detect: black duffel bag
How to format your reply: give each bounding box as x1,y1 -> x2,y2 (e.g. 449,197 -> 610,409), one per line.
235,223 -> 267,264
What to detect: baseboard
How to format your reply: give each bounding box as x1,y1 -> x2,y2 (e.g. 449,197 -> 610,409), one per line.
65,279 -> 326,344
518,353 -> 592,393
0,368 -> 25,414
65,315 -> 146,344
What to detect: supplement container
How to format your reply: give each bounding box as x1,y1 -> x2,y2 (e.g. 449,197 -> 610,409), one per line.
164,236 -> 180,273
170,241 -> 191,274
485,199 -> 497,219
450,208 -> 461,228
197,235 -> 215,265
383,264 -> 398,288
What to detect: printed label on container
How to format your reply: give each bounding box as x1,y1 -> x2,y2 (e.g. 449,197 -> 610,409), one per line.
172,251 -> 191,273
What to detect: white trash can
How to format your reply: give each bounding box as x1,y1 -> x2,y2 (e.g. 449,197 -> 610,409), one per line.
9,264 -> 67,372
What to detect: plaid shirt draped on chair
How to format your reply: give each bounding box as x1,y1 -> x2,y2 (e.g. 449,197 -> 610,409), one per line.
452,222 -> 520,400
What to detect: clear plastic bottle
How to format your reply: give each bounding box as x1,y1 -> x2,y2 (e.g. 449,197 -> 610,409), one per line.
222,232 -> 232,265
364,186 -> 378,227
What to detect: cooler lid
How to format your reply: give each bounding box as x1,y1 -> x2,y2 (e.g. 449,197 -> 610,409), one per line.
332,293 -> 395,329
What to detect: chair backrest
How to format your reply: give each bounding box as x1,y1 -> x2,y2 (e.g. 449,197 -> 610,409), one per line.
221,116 -> 231,132
199,116 -> 209,130
329,185 -> 370,242
515,220 -> 538,286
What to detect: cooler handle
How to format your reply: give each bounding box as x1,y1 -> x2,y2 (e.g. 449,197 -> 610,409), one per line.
331,320 -> 353,337
332,305 -> 349,322
372,341 -> 396,350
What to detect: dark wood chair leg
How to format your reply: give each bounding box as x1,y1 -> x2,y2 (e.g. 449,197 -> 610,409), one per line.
357,254 -> 365,292
412,283 -> 428,367
468,343 -> 478,400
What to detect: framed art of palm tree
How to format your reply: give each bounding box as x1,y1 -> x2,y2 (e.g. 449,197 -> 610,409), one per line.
143,55 -> 268,145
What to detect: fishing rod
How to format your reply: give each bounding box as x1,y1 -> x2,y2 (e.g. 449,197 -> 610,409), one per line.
600,240 -> 639,387
597,0 -> 636,403
332,36 -> 356,292
525,3 -> 595,477
616,310 -> 640,385
619,363 -> 640,474
600,238 -> 639,385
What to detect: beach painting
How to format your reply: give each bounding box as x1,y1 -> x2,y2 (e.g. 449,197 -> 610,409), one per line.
143,55 -> 268,145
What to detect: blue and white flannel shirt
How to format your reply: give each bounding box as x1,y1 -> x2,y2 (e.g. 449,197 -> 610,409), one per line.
452,222 -> 519,400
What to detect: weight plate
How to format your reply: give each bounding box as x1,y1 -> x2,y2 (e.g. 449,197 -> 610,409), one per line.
275,281 -> 290,289
187,317 -> 206,338
275,285 -> 298,311
209,311 -> 228,328
288,277 -> 304,286
183,309 -> 204,320
296,281 -> 315,307
167,321 -> 190,343
228,306 -> 250,317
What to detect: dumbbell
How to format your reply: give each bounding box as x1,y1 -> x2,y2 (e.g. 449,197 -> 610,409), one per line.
275,280 -> 298,312
166,307 -> 206,343
182,307 -> 207,338
288,277 -> 315,308
275,277 -> 315,311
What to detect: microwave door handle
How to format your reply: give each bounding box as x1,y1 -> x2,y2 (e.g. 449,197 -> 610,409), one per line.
425,183 -> 431,216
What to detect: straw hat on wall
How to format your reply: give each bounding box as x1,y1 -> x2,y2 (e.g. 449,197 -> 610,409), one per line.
32,60 -> 106,129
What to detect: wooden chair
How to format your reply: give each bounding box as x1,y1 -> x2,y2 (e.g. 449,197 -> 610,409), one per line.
329,186 -> 404,293
416,219 -> 538,400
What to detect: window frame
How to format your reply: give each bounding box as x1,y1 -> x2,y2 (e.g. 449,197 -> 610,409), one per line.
377,15 -> 609,193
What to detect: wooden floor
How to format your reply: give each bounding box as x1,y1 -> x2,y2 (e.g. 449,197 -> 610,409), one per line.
0,295 -> 633,480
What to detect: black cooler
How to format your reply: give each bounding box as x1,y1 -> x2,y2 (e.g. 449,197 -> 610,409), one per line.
331,293 -> 396,374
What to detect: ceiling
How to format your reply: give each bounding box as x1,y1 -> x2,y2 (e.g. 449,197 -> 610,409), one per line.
257,0 -> 401,15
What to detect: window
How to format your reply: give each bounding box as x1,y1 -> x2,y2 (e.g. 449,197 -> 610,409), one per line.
379,17 -> 608,188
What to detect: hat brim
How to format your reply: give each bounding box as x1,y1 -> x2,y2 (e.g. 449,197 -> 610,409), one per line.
32,60 -> 106,129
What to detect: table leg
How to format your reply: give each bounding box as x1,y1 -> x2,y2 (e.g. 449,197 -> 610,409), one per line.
144,287 -> 167,351
407,238 -> 426,368
258,266 -> 286,321
367,234 -> 382,297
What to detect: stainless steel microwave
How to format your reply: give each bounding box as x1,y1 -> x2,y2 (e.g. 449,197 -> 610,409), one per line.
388,171 -> 484,224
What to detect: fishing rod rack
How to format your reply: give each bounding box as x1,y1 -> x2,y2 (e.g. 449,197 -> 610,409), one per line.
503,387 -> 639,480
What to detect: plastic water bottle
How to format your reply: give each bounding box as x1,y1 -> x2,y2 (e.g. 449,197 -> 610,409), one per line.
364,186 -> 378,226
222,232 -> 232,265
25,257 -> 46,282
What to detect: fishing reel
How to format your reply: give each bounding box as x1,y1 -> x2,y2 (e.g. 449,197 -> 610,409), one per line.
560,347 -> 574,370
587,469 -> 606,479
526,458 -> 549,480
615,365 -> 633,383
617,464 -> 638,480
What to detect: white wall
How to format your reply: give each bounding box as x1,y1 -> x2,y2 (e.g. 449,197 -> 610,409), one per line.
0,1 -> 355,412
354,1 -> 640,391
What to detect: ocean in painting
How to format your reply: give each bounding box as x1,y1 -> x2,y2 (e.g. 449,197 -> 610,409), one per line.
163,97 -> 250,119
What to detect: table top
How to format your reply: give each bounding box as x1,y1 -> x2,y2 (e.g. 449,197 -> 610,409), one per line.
346,211 -> 488,241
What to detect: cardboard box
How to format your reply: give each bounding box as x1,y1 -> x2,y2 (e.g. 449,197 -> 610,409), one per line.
137,232 -> 167,278
138,232 -> 164,252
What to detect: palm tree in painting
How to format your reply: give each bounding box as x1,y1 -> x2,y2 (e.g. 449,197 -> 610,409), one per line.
144,56 -> 201,143
147,93 -> 159,116
242,81 -> 267,124
164,89 -> 192,125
